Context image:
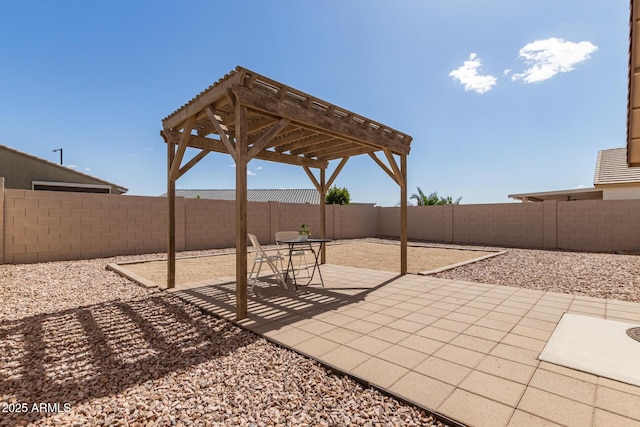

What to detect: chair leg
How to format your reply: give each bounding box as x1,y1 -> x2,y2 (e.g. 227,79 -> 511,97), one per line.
265,258 -> 285,286
249,260 -> 259,291
302,253 -> 310,277
297,255 -> 310,278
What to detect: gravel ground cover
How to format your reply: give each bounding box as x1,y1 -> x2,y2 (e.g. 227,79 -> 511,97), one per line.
0,253 -> 445,426
431,245 -> 640,303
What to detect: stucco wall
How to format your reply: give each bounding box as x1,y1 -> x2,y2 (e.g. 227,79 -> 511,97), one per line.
602,185 -> 640,200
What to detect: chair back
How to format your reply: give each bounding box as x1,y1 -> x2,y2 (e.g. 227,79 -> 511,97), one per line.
275,231 -> 299,242
248,233 -> 267,258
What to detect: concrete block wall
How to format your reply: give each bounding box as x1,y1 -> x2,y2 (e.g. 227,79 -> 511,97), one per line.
379,200 -> 640,252
333,204 -> 379,239
2,189 -> 176,264
453,203 -> 543,248
184,198 -> 234,250
275,203 -> 322,242
557,200 -> 640,252
2,184 -> 640,264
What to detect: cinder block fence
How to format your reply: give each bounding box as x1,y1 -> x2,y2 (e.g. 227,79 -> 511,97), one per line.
1,177 -> 639,264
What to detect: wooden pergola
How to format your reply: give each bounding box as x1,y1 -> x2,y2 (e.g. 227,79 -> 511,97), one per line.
161,66 -> 413,320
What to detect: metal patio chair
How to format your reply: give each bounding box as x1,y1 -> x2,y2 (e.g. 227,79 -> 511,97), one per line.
247,233 -> 286,291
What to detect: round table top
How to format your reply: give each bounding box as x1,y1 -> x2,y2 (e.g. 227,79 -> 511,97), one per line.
278,238 -> 332,244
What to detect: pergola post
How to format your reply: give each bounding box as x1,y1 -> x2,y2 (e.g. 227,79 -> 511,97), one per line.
235,103 -> 249,320
400,154 -> 408,275
167,138 -> 176,289
320,168 -> 326,264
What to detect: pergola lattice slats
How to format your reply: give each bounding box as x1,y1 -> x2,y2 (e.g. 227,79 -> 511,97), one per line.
162,66 -> 412,320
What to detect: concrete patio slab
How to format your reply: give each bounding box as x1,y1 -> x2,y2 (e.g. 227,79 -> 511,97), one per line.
153,264 -> 640,427
539,313 -> 640,387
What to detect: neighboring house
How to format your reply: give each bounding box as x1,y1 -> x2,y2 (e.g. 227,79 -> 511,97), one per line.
509,148 -> 640,202
175,189 -> 320,204
0,144 -> 127,194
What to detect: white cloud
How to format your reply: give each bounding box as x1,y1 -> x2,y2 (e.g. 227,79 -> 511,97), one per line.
503,69 -> 512,76
247,170 -> 256,176
255,166 -> 263,170
511,37 -> 597,84
85,167 -> 91,172
66,164 -> 79,169
449,53 -> 497,94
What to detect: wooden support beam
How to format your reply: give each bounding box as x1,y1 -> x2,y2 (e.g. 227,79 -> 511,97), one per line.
368,152 -> 400,186
232,85 -> 410,155
247,118 -> 290,159
162,70 -> 243,130
168,116 -> 196,181
382,150 -> 402,185
196,98 -> 233,136
303,166 -> 321,192
320,168 -> 326,264
316,145 -> 375,161
326,157 -> 350,190
205,106 -> 236,161
167,138 -> 176,289
178,149 -> 210,179
295,141 -> 354,157
400,154 -> 408,275
235,104 -> 248,321
162,130 -> 328,168
275,133 -> 333,153
247,116 -> 282,138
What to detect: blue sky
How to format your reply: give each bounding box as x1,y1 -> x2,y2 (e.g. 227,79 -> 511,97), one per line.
0,1 -> 629,205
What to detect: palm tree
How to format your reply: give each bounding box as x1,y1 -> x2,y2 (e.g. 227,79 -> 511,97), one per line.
410,187 -> 462,205
410,187 -> 440,205
438,195 -> 462,205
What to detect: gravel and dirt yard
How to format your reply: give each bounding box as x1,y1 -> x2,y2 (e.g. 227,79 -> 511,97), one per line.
2,238 -> 639,426
121,241 -> 497,287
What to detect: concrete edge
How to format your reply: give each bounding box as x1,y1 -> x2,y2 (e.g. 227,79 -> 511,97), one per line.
115,250 -> 242,266
106,263 -> 159,289
418,250 -> 508,276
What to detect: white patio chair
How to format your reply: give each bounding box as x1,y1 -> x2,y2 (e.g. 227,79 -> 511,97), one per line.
247,233 -> 286,291
275,230 -> 310,278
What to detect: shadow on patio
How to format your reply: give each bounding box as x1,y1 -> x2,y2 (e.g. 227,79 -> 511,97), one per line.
167,264 -> 404,334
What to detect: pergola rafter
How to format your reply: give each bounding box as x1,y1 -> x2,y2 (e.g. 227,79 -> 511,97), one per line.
161,66 -> 412,320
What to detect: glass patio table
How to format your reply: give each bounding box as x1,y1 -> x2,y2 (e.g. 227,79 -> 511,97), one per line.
277,238 -> 331,289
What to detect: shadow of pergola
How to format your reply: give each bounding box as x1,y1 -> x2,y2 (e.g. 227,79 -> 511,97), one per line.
0,294 -> 259,424
170,266 -> 403,333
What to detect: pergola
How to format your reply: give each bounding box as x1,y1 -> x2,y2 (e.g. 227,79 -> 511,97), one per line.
161,66 -> 413,320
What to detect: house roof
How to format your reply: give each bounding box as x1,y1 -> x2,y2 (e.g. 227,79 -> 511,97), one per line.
0,143 -> 128,193
175,188 -> 320,204
508,187 -> 603,202
594,147 -> 640,185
